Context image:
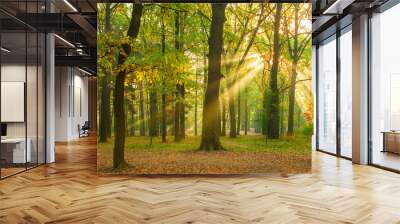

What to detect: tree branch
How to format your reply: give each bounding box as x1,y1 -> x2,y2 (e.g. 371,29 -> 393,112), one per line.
280,78 -> 311,92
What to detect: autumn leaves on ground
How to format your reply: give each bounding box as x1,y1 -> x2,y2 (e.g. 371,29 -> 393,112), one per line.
98,135 -> 311,174
97,3 -> 312,174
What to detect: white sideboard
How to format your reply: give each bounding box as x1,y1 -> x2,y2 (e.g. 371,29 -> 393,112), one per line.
1,138 -> 32,163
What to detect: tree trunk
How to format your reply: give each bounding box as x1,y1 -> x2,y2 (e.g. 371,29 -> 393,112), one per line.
244,87 -> 248,135
130,87 -> 136,136
161,90 -> 167,141
237,87 -> 241,135
203,53 -> 207,135
287,62 -> 298,136
262,92 -> 267,135
221,91 -> 226,136
179,84 -> 185,139
287,5 -> 299,136
174,11 -> 182,142
228,88 -> 236,138
174,85 -> 181,141
199,3 -> 226,151
149,89 -> 158,137
161,12 -> 167,142
131,106 -> 135,136
203,53 -> 208,92
99,73 -> 111,142
114,70 -> 127,168
297,106 -> 302,128
226,5 -> 265,138
99,3 -> 112,142
171,97 -> 175,136
266,3 -> 282,140
280,94 -> 284,135
113,4 -> 143,168
139,82 -> 145,136
194,66 -> 198,136
125,94 -> 128,136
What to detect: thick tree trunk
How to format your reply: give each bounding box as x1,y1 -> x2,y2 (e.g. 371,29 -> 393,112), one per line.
113,4 -> 143,168
266,3 -> 282,140
99,74 -> 111,142
199,3 -> 226,151
114,70 -> 127,168
99,3 -> 112,142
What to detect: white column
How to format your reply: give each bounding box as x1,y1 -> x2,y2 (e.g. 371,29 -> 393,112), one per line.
352,14 -> 369,164
46,32 -> 55,163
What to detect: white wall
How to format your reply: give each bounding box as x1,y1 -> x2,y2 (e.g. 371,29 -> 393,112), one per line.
1,63 -> 46,164
1,65 -> 38,138
55,67 -> 89,141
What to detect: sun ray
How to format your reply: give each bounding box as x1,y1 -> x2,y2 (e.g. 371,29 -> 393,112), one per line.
222,53 -> 264,98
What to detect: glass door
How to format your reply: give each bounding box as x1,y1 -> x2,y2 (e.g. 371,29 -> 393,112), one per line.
370,3 -> 400,171
339,27 -> 352,158
317,35 -> 337,154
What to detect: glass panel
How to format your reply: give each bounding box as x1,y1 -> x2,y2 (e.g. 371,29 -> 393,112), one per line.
340,29 -> 352,158
1,30 -> 27,177
0,0 -> 46,179
371,4 -> 400,171
27,31 -> 38,169
38,32 -> 45,165
318,36 -> 337,154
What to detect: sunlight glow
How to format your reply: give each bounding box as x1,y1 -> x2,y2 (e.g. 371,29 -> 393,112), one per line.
223,54 -> 264,98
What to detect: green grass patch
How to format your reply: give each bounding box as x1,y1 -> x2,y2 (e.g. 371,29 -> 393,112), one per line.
98,134 -> 311,154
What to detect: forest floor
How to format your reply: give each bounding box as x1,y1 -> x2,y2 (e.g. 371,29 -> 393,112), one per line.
97,134 -> 311,174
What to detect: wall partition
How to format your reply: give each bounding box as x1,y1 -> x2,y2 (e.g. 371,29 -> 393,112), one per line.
370,3 -> 400,171
0,1 -> 47,179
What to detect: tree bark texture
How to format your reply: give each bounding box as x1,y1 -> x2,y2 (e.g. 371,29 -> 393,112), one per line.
113,4 -> 143,168
99,3 -> 112,142
199,3 -> 227,151
266,3 -> 282,140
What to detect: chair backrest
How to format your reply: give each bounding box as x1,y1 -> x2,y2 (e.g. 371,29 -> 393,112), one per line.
83,121 -> 90,129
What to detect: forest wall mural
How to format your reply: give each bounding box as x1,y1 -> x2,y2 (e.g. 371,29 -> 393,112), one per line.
97,2 -> 313,174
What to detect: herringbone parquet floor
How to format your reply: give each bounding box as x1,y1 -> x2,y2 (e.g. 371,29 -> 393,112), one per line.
1,137 -> 400,224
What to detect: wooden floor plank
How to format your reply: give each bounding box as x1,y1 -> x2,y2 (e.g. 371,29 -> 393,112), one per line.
0,137 -> 399,223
